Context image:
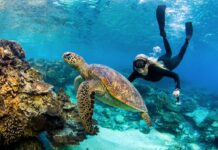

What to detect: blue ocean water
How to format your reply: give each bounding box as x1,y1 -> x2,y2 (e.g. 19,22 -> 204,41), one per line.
0,0 -> 218,149
0,0 -> 218,91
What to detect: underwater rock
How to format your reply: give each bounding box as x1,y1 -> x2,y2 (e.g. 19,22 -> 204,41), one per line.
139,120 -> 150,134
215,136 -> 218,148
13,138 -> 44,150
47,89 -> 86,147
155,110 -> 185,134
0,138 -> 44,150
185,107 -> 209,126
115,115 -> 125,124
187,143 -> 201,150
178,123 -> 200,143
134,83 -> 154,97
207,109 -> 218,121
0,40 -> 51,145
29,59 -> 78,89
211,121 -> 218,128
0,40 -> 87,147
92,102 -> 143,131
162,112 -> 184,123
179,96 -> 198,113
0,40 -> 25,59
200,132 -> 216,145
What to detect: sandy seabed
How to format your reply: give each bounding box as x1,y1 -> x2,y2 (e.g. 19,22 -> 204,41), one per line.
63,127 -> 179,150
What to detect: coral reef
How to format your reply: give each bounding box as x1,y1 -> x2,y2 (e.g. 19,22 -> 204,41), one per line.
28,59 -> 78,89
185,107 -> 209,126
47,89 -> 86,147
0,40 -> 87,148
0,138 -> 44,150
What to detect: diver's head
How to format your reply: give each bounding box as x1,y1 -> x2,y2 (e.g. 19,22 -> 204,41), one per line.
134,54 -> 149,69
63,52 -> 85,69
135,54 -> 148,60
134,54 -> 149,75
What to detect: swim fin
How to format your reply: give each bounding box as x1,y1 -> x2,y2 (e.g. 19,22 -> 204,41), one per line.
185,22 -> 193,41
156,5 -> 166,37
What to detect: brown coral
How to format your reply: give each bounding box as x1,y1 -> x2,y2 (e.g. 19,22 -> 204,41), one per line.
0,40 -> 57,145
0,40 -> 87,147
47,89 -> 87,147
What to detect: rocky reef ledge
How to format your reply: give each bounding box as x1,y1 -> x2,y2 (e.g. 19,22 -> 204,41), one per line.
0,40 -> 87,149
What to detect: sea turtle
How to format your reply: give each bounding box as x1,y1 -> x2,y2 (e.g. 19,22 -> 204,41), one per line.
63,52 -> 151,134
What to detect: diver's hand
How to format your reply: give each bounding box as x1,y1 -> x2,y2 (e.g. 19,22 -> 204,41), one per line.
172,88 -> 180,97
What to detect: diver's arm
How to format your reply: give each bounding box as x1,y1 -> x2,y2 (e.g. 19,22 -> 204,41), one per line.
167,72 -> 180,89
128,71 -> 139,82
128,61 -> 139,82
163,70 -> 181,104
151,66 -> 180,89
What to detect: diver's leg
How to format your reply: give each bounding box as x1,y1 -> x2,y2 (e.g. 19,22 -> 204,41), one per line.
156,5 -> 172,60
176,22 -> 193,59
156,5 -> 166,37
168,39 -> 189,70
185,22 -> 193,41
160,22 -> 193,70
167,22 -> 193,70
158,37 -> 172,61
177,39 -> 189,60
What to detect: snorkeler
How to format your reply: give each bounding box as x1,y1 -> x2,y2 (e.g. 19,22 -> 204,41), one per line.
128,5 -> 193,105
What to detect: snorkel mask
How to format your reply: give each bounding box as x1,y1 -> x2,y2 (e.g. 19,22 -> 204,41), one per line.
134,54 -> 148,69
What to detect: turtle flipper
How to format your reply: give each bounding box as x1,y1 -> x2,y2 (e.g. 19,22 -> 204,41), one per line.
77,80 -> 99,135
74,75 -> 84,92
141,112 -> 152,127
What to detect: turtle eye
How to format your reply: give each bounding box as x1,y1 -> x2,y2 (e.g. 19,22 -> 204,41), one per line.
64,53 -> 71,58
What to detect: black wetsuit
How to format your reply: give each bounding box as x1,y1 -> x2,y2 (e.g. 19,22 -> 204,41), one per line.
128,37 -> 190,90
128,5 -> 192,91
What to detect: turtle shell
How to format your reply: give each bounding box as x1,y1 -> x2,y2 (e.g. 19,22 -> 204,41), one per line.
89,64 -> 148,112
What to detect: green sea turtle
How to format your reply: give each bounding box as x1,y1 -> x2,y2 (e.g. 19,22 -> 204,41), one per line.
63,52 -> 151,134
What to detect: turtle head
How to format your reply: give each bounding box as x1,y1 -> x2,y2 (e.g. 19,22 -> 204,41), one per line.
63,52 -> 89,78
63,52 -> 85,69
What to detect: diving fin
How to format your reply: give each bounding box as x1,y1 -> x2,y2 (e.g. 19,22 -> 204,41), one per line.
185,22 -> 193,41
156,5 -> 166,37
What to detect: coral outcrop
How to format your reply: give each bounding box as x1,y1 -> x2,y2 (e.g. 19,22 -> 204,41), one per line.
0,40 -> 87,148
47,89 -> 86,147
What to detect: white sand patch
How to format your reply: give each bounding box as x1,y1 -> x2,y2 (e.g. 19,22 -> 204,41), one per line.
66,127 -> 177,150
